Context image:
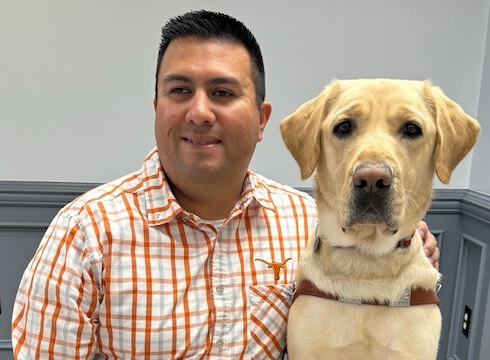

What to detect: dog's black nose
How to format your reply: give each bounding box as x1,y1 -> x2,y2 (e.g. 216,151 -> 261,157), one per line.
353,164 -> 392,195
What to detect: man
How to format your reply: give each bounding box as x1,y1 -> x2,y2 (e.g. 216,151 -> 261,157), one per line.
12,10 -> 439,359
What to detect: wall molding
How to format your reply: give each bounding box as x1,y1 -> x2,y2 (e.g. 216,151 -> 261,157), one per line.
1,181 -> 489,211
461,191 -> 490,223
0,340 -> 11,349
0,181 -> 99,232
0,180 -> 99,206
297,186 -> 490,220
0,182 -> 488,234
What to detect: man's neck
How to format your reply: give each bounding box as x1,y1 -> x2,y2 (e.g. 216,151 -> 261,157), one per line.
168,175 -> 245,220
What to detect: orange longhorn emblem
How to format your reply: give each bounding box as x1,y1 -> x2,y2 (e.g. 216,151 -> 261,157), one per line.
255,258 -> 292,280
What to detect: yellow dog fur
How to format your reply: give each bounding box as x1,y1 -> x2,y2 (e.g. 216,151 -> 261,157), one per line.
281,79 -> 480,359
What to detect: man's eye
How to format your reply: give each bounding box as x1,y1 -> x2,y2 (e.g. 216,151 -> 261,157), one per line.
170,87 -> 190,94
214,90 -> 233,97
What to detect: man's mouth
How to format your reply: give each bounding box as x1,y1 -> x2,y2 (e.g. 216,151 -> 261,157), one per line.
182,136 -> 221,145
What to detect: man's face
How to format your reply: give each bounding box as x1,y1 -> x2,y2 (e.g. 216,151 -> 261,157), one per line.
154,37 -> 271,187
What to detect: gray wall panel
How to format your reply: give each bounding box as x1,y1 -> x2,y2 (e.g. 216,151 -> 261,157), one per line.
0,229 -> 47,356
0,182 -> 489,360
447,235 -> 487,359
0,344 -> 13,360
0,181 -> 94,359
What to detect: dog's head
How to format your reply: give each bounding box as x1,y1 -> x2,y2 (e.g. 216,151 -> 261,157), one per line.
280,79 -> 480,253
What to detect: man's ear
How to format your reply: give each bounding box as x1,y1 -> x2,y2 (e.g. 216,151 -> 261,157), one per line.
258,101 -> 272,142
280,81 -> 341,180
424,82 -> 480,184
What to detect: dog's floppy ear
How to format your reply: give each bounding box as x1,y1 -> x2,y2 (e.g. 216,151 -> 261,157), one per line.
424,82 -> 480,184
280,81 -> 341,180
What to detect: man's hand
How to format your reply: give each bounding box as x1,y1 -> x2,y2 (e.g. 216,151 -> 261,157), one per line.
417,220 -> 440,270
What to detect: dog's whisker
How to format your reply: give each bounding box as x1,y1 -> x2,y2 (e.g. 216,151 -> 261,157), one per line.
404,190 -> 425,219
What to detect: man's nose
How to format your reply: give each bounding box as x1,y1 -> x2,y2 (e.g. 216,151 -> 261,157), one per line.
186,91 -> 216,126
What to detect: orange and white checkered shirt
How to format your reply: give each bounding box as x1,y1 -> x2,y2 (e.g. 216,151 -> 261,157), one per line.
12,147 -> 316,359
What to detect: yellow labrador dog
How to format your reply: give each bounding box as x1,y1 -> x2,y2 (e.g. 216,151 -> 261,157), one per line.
281,79 -> 480,360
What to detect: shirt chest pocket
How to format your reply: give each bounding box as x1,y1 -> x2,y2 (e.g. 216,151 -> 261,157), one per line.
247,283 -> 295,359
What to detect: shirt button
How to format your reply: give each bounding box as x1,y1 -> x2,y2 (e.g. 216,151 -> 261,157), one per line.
216,285 -> 224,295
216,339 -> 224,348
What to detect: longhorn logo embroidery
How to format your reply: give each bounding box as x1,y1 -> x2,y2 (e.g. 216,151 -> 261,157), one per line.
255,258 -> 292,280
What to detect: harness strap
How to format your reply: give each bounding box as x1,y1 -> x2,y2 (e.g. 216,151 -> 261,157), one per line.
293,279 -> 440,307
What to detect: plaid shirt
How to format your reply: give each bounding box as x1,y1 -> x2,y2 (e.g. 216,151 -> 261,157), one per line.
12,147 -> 316,359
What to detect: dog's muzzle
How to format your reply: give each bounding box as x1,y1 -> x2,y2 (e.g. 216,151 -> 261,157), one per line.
347,162 -> 395,228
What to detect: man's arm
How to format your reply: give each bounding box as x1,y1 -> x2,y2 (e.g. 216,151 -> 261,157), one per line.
11,212 -> 99,359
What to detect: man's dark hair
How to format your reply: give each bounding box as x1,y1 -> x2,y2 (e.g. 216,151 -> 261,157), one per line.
155,10 -> 266,105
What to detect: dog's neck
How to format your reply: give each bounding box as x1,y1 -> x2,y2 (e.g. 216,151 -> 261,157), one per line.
314,233 -> 413,253
296,228 -> 439,302
315,210 -> 420,256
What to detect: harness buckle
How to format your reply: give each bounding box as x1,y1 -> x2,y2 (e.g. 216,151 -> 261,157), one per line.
389,287 -> 411,307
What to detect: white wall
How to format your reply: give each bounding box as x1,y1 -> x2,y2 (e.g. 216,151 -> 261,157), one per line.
1,0 -> 489,189
472,4 -> 490,195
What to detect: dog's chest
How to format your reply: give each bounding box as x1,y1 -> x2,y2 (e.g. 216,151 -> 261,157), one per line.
288,295 -> 441,359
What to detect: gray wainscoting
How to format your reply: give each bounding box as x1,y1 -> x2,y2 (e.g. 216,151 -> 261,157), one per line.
0,181 -> 96,360
0,182 -> 489,360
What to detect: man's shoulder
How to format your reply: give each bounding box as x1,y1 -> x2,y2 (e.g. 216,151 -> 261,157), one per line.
61,148 -> 161,216
61,170 -> 143,215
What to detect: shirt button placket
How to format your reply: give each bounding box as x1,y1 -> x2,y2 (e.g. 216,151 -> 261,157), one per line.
213,230 -> 230,355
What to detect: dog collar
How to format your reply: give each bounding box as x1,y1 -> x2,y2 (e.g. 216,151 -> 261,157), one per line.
293,279 -> 440,307
395,235 -> 412,249
314,233 -> 413,254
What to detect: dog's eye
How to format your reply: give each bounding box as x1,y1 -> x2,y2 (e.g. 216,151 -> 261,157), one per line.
334,120 -> 353,136
403,123 -> 422,137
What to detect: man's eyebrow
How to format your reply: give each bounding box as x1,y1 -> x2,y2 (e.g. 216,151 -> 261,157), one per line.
209,77 -> 241,86
162,74 -> 241,87
162,74 -> 191,84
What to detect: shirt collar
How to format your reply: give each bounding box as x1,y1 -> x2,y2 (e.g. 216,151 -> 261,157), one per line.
141,147 -> 277,226
141,147 -> 183,226
242,171 -> 278,213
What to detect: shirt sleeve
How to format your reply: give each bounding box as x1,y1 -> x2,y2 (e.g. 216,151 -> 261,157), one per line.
11,211 -> 100,359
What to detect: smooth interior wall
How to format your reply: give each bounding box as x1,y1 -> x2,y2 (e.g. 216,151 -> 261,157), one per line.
472,4 -> 490,195
1,0 -> 489,190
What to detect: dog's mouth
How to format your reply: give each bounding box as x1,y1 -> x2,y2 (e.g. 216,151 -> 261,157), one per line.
346,195 -> 397,231
342,222 -> 398,237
